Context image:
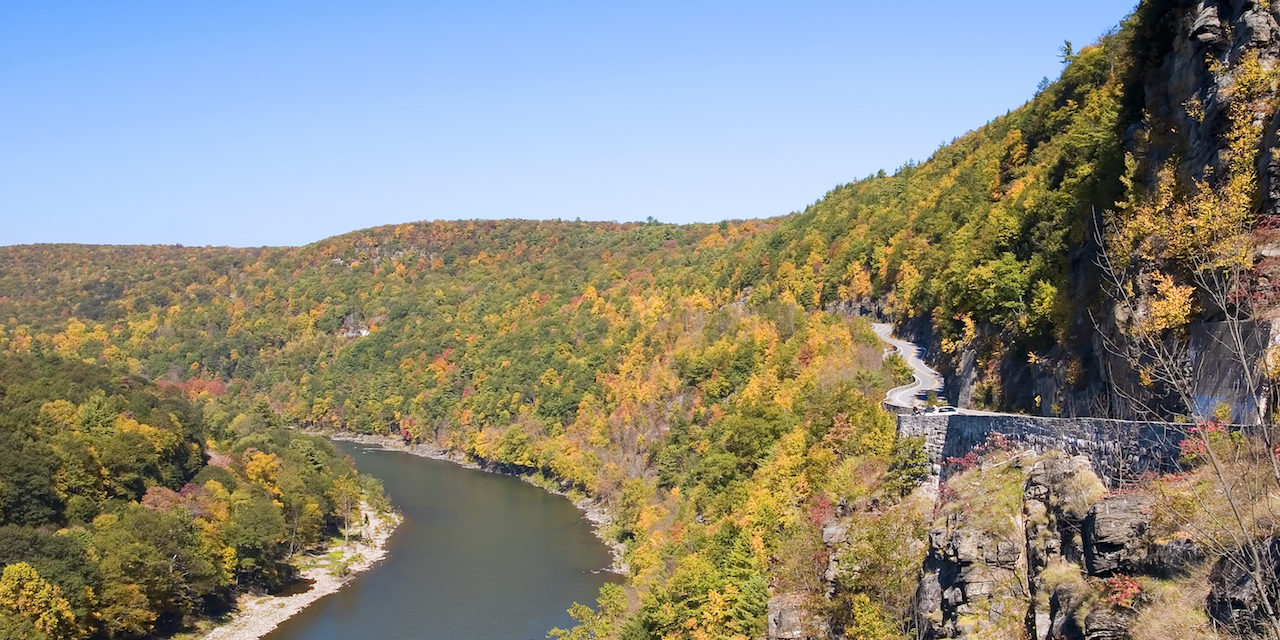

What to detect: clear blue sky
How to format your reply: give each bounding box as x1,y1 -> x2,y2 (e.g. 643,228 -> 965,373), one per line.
1,1 -> 1136,247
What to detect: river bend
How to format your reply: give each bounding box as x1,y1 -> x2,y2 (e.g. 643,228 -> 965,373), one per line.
262,440 -> 616,640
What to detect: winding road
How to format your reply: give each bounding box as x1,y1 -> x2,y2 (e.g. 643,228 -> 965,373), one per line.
871,323 -> 1005,416
872,323 -> 943,409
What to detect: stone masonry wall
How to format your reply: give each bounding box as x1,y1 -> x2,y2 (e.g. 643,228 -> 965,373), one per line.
896,414 -> 1185,488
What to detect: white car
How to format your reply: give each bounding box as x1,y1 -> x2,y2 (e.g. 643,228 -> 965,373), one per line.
926,405 -> 959,415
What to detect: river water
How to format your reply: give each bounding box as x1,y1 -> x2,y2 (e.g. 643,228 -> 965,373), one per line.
262,440 -> 617,640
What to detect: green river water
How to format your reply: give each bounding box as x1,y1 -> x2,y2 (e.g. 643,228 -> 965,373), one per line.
262,440 -> 617,640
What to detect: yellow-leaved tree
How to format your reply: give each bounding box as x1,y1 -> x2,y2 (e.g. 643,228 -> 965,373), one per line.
0,562 -> 78,640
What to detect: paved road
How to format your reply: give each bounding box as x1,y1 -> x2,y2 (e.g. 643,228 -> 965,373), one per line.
870,323 -> 1007,416
872,323 -> 943,409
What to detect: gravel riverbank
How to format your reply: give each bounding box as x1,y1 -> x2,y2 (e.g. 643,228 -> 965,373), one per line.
200,504 -> 399,640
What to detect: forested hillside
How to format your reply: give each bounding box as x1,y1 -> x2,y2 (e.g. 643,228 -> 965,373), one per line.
2,0 -> 1279,638
733,0 -> 1277,418
0,354 -> 386,640
1,222 -> 922,637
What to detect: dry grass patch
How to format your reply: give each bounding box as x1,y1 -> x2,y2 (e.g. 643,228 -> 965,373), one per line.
1131,563 -> 1226,640
1146,435 -> 1280,550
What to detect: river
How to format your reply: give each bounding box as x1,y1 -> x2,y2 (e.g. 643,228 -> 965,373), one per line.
262,440 -> 618,640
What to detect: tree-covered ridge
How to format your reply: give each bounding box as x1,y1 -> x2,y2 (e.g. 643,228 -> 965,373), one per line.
0,7 -> 1189,428
1,1 -> 1275,637
727,25 -> 1143,396
0,354 -> 385,640
734,0 -> 1279,417
1,219 -> 922,637
0,244 -> 269,329
0,218 -> 779,439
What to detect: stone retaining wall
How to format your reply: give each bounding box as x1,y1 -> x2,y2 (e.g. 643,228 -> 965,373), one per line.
896,414 -> 1186,487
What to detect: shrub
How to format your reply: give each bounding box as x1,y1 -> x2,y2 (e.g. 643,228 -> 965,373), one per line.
1178,421 -> 1227,467
1104,574 -> 1141,609
883,437 -> 930,498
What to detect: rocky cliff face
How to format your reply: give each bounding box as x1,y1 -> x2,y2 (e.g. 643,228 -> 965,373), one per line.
909,0 -> 1280,422
907,449 -> 1232,640
761,429 -> 1280,640
1151,0 -> 1280,202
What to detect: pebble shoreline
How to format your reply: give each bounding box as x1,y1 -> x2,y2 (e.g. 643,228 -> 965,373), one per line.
200,505 -> 399,640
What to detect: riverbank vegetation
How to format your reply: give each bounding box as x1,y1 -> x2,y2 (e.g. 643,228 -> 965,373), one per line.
0,354 -> 387,640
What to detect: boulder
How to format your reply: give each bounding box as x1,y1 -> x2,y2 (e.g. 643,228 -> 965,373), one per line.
1083,606 -> 1133,640
1083,494 -> 1150,575
1240,1 -> 1280,52
1137,537 -> 1205,578
1190,1 -> 1227,47
989,539 -> 1021,568
767,592 -> 825,640
950,528 -> 984,564
821,521 -> 849,545
913,567 -> 944,639
1047,583 -> 1088,640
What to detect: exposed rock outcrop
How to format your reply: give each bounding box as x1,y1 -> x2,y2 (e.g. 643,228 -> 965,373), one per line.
1046,581 -> 1090,640
1207,536 -> 1280,636
1025,454 -> 1101,638
915,522 -> 1029,638
767,592 -> 826,640
1081,607 -> 1134,640
1083,494 -> 1151,576
914,455 -> 1031,639
910,448 -> 1223,640
821,520 -> 849,595
1138,537 -> 1206,578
